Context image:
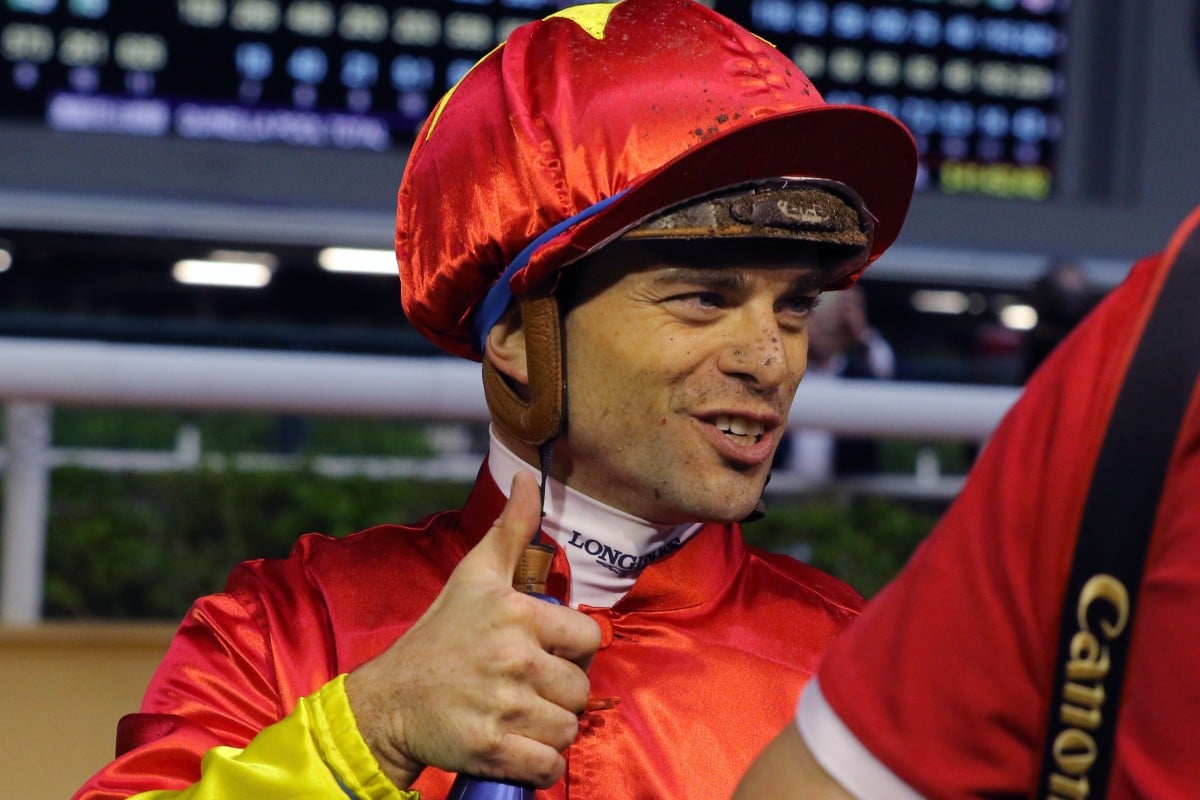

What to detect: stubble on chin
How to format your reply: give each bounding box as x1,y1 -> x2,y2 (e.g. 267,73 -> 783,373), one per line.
643,471 -> 767,525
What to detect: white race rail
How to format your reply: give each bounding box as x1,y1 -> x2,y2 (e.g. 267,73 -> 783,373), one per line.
0,337 -> 1021,624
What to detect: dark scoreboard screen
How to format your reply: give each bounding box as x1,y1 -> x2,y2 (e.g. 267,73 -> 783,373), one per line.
737,1 -> 1067,200
1,0 -> 1068,201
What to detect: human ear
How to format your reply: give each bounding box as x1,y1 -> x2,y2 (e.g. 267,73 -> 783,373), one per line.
482,296 -> 565,447
484,305 -> 530,390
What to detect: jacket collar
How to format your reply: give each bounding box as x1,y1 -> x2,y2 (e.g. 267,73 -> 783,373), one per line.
459,460 -> 746,612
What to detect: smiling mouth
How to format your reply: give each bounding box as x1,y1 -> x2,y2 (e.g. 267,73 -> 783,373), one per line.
713,414 -> 766,445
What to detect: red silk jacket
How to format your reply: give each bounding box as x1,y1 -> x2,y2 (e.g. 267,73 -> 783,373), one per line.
75,465 -> 861,799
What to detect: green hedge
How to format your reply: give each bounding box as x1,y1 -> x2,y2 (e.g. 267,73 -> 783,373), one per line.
741,496 -> 937,598
44,467 -> 469,618
51,407 -> 437,456
40,465 -> 937,619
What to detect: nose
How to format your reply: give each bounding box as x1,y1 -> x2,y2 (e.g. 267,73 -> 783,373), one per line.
716,309 -> 804,391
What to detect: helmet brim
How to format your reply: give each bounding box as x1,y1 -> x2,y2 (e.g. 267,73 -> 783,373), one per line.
511,103 -> 918,297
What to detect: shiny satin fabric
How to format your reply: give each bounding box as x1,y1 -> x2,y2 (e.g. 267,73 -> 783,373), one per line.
75,463 -> 861,799
86,677 -> 413,800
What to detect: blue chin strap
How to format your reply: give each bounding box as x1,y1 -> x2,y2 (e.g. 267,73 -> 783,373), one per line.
471,189 -> 630,354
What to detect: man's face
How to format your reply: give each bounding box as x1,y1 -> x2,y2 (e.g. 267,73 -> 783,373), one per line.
553,240 -> 829,524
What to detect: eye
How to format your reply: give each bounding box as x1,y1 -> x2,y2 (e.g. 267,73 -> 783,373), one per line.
689,291 -> 725,309
778,293 -> 821,319
664,291 -> 727,320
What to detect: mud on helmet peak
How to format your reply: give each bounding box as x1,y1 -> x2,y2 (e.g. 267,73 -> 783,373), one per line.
394,0 -> 919,443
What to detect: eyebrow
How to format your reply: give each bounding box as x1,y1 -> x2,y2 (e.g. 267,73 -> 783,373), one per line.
651,266 -> 826,293
653,267 -> 747,291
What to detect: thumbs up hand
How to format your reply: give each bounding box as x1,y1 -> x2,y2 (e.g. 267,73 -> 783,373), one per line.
347,472 -> 601,790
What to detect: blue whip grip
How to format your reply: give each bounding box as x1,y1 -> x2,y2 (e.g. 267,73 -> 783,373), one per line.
446,775 -> 534,800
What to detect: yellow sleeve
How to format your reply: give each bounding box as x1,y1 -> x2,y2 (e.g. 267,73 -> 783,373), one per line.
128,675 -> 419,800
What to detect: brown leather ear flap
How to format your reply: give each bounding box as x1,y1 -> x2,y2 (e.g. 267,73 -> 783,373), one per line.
482,294 -> 565,446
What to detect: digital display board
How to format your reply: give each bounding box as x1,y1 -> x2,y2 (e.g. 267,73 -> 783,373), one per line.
726,1 -> 1068,201
1,0 -> 1069,201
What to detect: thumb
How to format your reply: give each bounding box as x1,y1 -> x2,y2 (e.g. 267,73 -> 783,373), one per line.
462,471 -> 544,585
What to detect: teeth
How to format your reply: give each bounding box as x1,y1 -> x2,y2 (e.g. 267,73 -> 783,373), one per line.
713,415 -> 765,438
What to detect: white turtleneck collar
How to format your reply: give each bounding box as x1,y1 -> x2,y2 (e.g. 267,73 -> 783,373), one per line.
487,430 -> 701,609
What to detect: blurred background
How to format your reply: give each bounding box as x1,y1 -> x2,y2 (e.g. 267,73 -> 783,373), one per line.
1,0 -> 1197,796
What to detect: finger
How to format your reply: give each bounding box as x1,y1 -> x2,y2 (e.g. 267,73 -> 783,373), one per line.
463,471 -> 544,584
487,733 -> 568,789
533,602 -> 602,666
505,692 -> 582,751
528,654 -> 591,716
